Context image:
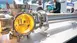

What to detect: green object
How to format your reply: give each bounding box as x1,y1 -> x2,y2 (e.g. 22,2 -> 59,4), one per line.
47,5 -> 54,11
21,9 -> 25,12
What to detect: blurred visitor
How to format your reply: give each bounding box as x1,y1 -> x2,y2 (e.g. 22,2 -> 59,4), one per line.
50,0 -> 61,13
37,7 -> 43,11
71,8 -> 74,13
67,9 -> 70,13
28,9 -> 33,13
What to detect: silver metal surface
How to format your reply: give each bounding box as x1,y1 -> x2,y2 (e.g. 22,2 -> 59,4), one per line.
48,13 -> 77,21
19,20 -> 77,43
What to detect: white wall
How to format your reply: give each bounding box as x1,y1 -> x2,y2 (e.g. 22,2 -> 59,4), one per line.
74,1 -> 77,9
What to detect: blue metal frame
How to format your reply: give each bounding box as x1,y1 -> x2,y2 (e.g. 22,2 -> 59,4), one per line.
0,0 -> 13,4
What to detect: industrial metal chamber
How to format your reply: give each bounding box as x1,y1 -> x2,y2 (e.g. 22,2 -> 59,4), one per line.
0,10 -> 77,43
10,10 -> 77,43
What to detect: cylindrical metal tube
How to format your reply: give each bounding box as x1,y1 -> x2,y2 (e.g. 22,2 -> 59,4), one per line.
48,14 -> 77,21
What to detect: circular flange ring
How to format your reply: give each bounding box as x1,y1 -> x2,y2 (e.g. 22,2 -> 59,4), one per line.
13,13 -> 35,35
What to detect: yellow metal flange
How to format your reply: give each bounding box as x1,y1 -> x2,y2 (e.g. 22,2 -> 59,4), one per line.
13,13 -> 35,34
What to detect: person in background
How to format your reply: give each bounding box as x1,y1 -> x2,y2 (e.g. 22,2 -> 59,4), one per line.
71,8 -> 74,13
37,0 -> 43,11
29,9 -> 33,13
50,0 -> 61,13
37,7 -> 43,11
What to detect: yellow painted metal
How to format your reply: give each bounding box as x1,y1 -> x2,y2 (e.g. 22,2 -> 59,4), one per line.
0,21 -> 2,33
14,13 -> 34,34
